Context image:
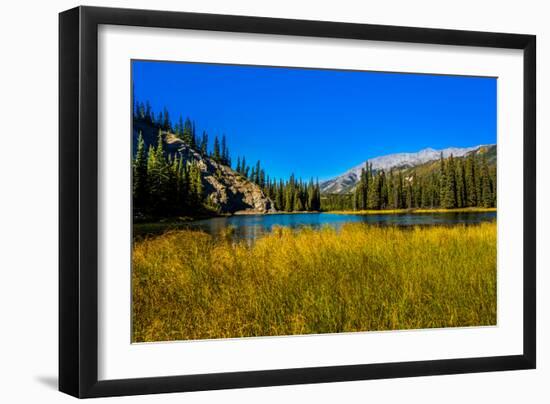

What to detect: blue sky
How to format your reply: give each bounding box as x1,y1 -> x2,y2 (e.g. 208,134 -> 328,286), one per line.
132,60 -> 496,181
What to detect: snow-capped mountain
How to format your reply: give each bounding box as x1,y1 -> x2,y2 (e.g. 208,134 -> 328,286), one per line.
320,145 -> 494,194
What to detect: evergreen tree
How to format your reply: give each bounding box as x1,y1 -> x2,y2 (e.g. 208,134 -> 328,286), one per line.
255,161 -> 261,185
394,172 -> 404,209
198,131 -> 207,156
259,169 -> 266,188
212,136 -> 221,161
379,171 -> 388,209
439,153 -> 447,206
145,101 -> 153,123
175,115 -> 184,138
236,157 -> 241,174
307,180 -> 315,211
367,174 -> 380,209
276,179 -> 284,210
221,135 -> 228,165
191,121 -> 197,150
465,154 -> 477,207
455,159 -> 466,208
132,131 -> 148,212
162,107 -> 171,131
250,166 -> 256,183
404,180 -> 413,209
285,175 -> 295,212
241,156 -> 247,175
155,111 -> 163,127
137,101 -> 145,120
183,118 -> 194,148
295,188 -> 304,211
441,154 -> 457,209
481,156 -> 493,207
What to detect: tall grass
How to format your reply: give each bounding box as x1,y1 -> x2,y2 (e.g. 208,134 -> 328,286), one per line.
132,222 -> 496,342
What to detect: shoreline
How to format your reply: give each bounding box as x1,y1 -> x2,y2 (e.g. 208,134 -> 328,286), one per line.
133,207 -> 496,237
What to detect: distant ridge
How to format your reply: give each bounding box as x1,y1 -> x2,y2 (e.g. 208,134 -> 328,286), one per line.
320,145 -> 495,194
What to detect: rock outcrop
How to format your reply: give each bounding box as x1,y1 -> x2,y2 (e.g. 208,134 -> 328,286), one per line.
133,120 -> 275,214
166,134 -> 275,213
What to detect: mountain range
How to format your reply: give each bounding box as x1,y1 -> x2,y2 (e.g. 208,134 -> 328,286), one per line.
320,145 -> 495,194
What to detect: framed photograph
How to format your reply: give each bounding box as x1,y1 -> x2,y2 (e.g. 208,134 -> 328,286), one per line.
59,6 -> 536,398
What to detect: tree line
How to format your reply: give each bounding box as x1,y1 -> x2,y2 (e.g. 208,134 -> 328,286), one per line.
233,158 -> 322,212
321,152 -> 496,211
265,176 -> 322,212
134,100 -> 232,166
133,131 -> 207,218
133,101 -> 321,216
133,100 -> 493,216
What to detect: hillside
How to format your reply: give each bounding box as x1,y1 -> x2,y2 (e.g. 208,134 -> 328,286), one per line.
133,121 -> 275,214
399,145 -> 496,180
321,144 -> 496,195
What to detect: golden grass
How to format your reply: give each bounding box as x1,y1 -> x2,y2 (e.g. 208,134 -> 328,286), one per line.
132,222 -> 497,342
330,207 -> 497,215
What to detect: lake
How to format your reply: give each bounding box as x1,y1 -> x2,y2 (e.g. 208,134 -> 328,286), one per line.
184,211 -> 496,241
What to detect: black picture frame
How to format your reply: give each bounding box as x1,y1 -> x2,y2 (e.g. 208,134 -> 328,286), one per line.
59,6 -> 536,398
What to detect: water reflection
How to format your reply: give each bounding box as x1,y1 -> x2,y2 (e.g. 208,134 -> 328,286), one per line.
184,212 -> 496,241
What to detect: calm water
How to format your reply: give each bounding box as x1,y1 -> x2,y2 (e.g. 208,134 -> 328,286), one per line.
185,212 -> 496,241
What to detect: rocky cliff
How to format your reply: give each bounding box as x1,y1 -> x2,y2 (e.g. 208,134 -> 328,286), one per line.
133,121 -> 276,214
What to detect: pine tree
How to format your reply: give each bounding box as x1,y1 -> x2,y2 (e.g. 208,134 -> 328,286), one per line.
285,176 -> 295,212
183,118 -> 194,148
367,174 -> 380,209
314,181 -> 321,211
213,136 -> 221,162
404,180 -> 413,209
276,179 -> 284,211
379,171 -> 388,209
394,172 -> 404,209
255,161 -> 261,185
241,156 -> 247,176
259,169 -> 266,188
387,170 -> 394,208
193,163 -> 204,204
132,131 -> 148,212
441,155 -> 457,209
191,121 -> 197,150
137,102 -> 145,120
146,144 -> 159,213
221,135 -> 228,165
295,188 -> 304,211
250,166 -> 256,183
439,153 -> 447,207
166,154 -> 179,214
236,156 -> 241,173
145,101 -> 153,123
199,131 -> 208,156
455,159 -> 465,208
481,156 -> 493,207
465,154 -> 477,207
162,107 -> 171,131
307,180 -> 315,211
176,115 -> 184,138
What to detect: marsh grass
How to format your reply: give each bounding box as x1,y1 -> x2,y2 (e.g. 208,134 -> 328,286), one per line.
132,222 -> 496,342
